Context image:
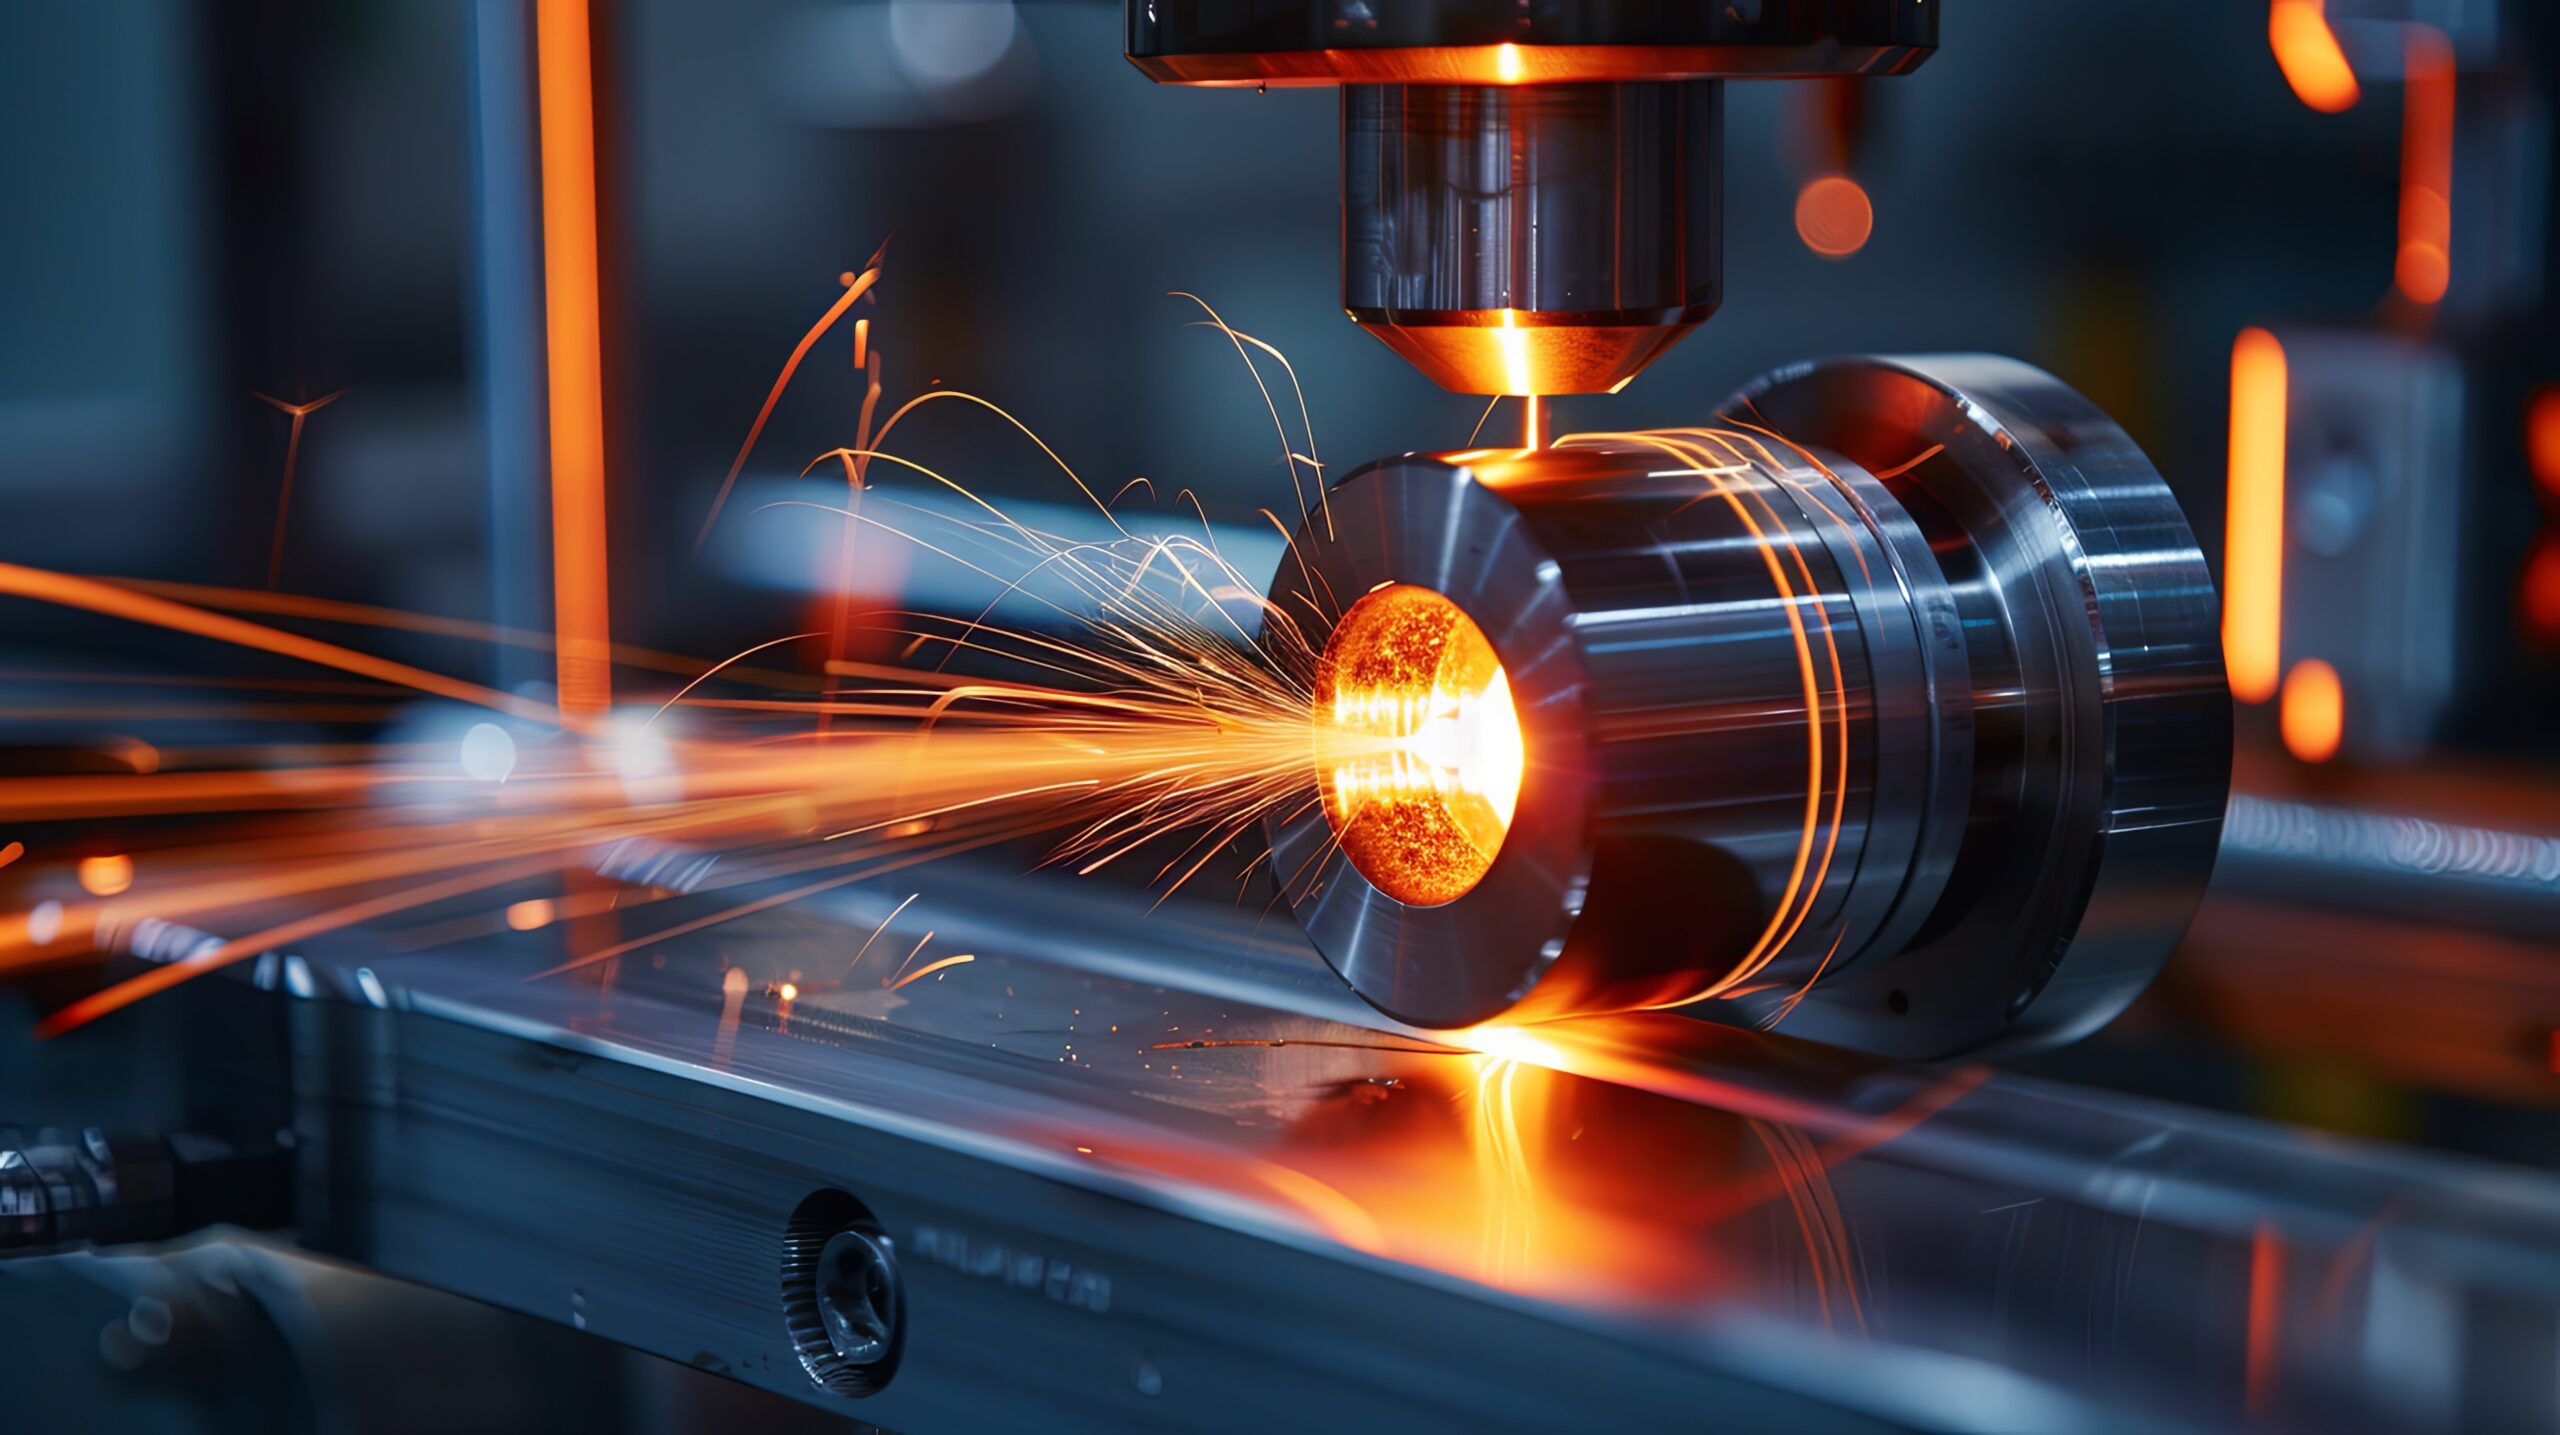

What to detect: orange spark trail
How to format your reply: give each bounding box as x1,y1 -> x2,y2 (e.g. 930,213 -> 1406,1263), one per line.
0,566 -> 560,727
846,892 -> 919,978
695,261 -> 885,548
885,953 -> 973,990
253,388 -> 349,589
35,856 -> 564,1037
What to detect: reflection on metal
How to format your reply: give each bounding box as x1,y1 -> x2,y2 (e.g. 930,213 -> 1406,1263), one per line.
289,860 -> 2560,1430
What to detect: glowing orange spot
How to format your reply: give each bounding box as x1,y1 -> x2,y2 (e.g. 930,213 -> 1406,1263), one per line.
1520,395 -> 1544,452
1317,585 -> 1524,907
76,853 -> 134,897
778,981 -> 799,1002
2269,2 -> 2359,113
505,897 -> 556,931
2225,329 -> 2289,703
2527,387 -> 2560,503
2396,26 -> 2455,305
0,842 -> 20,871
2520,536 -> 2560,646
2280,658 -> 2344,763
536,0 -> 614,720
1495,42 -> 1523,84
1793,176 -> 1873,259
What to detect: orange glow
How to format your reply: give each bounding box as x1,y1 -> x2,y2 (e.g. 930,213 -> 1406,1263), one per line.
2520,535 -> 2560,645
505,897 -> 556,931
1133,43 -> 1927,89
2280,658 -> 2345,762
2247,1223 -> 2288,1414
777,981 -> 799,1002
2396,26 -> 2455,305
76,854 -> 134,897
536,0 -> 614,720
885,953 -> 975,990
1495,309 -> 1532,396
1317,585 -> 1524,907
2527,386 -> 2560,504
2269,2 -> 2360,113
2225,329 -> 2289,703
1520,395 -> 1544,451
1793,176 -> 1873,259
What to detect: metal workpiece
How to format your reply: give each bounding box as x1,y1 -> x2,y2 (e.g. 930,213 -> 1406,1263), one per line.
1266,355 -> 2230,1054
1342,81 -> 1720,395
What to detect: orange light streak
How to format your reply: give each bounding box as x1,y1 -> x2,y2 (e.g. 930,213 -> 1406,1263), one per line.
2395,26 -> 2455,305
2279,657 -> 2345,762
253,388 -> 349,589
536,0 -> 614,720
0,841 -> 21,870
2269,1 -> 2360,113
2247,1223 -> 2288,1415
506,898 -> 557,931
2225,328 -> 2289,703
35,855 -> 567,1037
0,565 -> 560,727
696,264 -> 883,547
884,953 -> 974,990
1520,395 -> 1544,451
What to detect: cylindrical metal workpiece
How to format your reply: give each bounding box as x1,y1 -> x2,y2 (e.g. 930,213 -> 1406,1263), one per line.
1342,81 -> 1721,394
1266,356 -> 2231,1057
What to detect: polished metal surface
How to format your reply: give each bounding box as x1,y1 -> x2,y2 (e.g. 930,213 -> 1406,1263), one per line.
1264,356 -> 2230,1055
1342,81 -> 1719,394
1736,356 -> 2234,1053
263,861 -> 2560,1433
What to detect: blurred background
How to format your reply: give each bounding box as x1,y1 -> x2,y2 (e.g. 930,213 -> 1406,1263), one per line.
4,0 -> 2558,1427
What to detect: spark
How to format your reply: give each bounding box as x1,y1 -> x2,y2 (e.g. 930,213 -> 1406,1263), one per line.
883,953 -> 974,990
696,256 -> 887,548
252,387 -> 349,589
846,892 -> 919,977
